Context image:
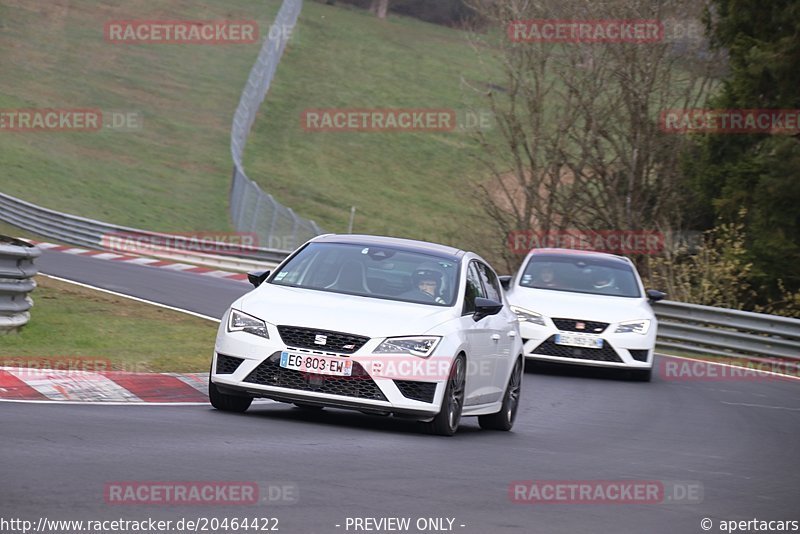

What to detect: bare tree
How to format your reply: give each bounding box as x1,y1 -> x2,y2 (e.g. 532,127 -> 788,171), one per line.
465,0 -> 718,269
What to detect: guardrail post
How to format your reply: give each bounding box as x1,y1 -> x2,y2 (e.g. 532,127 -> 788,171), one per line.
0,236 -> 41,334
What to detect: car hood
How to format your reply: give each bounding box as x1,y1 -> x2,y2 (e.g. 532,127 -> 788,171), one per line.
508,287 -> 654,324
234,284 -> 455,338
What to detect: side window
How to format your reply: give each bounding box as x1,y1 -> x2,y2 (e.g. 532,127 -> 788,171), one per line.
477,262 -> 502,302
462,261 -> 486,315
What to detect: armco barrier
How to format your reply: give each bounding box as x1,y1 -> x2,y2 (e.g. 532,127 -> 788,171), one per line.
0,192 -> 288,270
653,300 -> 800,361
0,235 -> 40,333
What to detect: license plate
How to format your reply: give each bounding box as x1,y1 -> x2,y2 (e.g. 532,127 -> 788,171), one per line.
279,351 -> 353,376
555,333 -> 604,349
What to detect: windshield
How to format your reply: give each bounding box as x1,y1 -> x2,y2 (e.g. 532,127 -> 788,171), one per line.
519,256 -> 641,298
270,242 -> 459,306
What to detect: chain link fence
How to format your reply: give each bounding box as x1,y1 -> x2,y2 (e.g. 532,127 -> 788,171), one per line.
230,0 -> 322,252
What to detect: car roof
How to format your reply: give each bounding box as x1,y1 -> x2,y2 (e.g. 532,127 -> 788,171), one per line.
311,234 -> 465,261
527,247 -> 632,266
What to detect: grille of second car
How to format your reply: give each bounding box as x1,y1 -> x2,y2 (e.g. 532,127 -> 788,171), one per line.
394,380 -> 437,403
277,326 -> 369,354
215,354 -> 244,374
243,353 -> 387,401
552,318 -> 609,333
532,335 -> 623,362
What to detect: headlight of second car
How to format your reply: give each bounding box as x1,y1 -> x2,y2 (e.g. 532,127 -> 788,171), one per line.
227,309 -> 270,339
510,305 -> 546,326
615,319 -> 651,335
373,336 -> 441,358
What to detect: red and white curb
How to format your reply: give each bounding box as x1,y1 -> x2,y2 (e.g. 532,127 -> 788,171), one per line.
33,242 -> 250,283
0,367 -> 210,404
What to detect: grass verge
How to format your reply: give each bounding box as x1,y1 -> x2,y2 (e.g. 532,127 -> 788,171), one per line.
0,276 -> 218,373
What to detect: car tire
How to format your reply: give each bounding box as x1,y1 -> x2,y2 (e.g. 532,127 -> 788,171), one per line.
630,368 -> 652,382
209,380 -> 252,413
479,358 -> 523,431
422,354 -> 466,436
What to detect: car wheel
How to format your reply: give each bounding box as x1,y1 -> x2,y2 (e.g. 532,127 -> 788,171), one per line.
209,380 -> 252,413
479,358 -> 523,431
630,368 -> 652,382
422,354 -> 466,436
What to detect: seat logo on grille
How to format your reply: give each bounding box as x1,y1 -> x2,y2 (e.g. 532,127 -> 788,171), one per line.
314,334 -> 327,345
575,322 -> 585,330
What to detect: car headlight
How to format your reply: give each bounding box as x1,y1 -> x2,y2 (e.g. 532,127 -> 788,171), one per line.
227,309 -> 270,339
373,336 -> 441,358
510,305 -> 546,326
615,319 -> 651,335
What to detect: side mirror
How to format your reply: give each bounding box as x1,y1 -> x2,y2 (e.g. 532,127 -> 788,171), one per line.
498,275 -> 512,291
247,270 -> 270,288
473,297 -> 503,322
646,289 -> 666,302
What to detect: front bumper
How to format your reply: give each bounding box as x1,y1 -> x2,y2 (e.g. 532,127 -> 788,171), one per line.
211,327 -> 451,417
519,322 -> 654,369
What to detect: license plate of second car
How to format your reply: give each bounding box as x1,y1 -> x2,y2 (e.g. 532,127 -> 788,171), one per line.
280,351 -> 353,376
555,333 -> 604,349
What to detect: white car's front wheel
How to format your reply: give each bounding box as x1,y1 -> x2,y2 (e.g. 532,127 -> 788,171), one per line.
209,380 -> 252,413
422,354 -> 466,436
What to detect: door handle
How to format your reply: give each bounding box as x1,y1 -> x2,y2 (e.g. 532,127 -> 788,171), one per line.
508,331 -> 517,338
491,334 -> 501,341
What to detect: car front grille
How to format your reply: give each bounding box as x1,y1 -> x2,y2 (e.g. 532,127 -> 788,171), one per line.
629,349 -> 649,362
532,335 -> 623,362
277,326 -> 369,354
215,354 -> 244,374
243,353 -> 387,401
394,380 -> 437,403
552,318 -> 609,334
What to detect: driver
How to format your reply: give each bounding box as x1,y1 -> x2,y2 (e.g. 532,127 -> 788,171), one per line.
592,270 -> 614,290
410,266 -> 446,304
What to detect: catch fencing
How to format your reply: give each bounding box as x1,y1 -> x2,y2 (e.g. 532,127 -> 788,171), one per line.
229,0 -> 322,251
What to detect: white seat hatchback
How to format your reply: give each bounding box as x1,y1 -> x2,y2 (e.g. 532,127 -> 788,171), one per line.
210,234 -> 523,435
503,248 -> 664,381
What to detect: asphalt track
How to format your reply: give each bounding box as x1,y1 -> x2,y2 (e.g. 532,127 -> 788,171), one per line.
1,249 -> 799,534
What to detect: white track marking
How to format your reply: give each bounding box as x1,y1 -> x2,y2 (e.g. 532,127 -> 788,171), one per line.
92,252 -> 125,260
160,263 -> 198,271
124,257 -> 161,265
39,274 -> 221,323
721,401 -> 800,411
62,248 -> 90,254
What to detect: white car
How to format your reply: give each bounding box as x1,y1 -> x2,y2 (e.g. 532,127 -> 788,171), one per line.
210,234 -> 523,436
502,248 -> 664,381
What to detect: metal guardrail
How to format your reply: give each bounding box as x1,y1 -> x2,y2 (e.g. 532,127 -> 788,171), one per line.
0,192 -> 288,270
229,0 -> 322,251
653,300 -> 800,361
0,236 -> 40,333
